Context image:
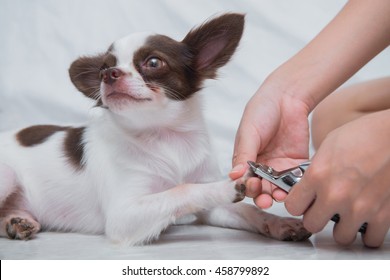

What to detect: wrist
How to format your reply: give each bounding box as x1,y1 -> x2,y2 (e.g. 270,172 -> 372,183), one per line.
260,0 -> 390,113
260,67 -> 316,113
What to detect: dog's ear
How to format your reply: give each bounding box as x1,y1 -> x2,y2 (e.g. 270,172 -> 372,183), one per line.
182,13 -> 244,79
68,54 -> 105,100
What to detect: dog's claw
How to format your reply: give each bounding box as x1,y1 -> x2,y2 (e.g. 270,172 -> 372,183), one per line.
233,183 -> 246,202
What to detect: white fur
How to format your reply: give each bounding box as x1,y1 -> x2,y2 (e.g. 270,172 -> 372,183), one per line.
114,32 -> 151,66
0,18 -> 310,244
0,94 -> 236,244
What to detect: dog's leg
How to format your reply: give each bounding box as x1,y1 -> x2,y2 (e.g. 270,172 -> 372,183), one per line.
0,163 -> 17,206
105,179 -> 246,245
0,163 -> 41,240
196,203 -> 311,241
193,167 -> 311,241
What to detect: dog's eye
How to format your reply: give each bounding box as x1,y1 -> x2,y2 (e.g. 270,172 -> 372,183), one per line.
145,57 -> 164,69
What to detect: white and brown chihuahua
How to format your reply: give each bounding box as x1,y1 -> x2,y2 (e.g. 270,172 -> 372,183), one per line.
0,13 -> 310,245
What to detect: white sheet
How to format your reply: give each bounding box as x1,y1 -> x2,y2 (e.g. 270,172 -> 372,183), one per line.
1,0 -> 389,260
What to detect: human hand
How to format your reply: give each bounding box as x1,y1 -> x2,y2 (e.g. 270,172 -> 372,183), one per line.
285,109 -> 390,247
230,82 -> 310,209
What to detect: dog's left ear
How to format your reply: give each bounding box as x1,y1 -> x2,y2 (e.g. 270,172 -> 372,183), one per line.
68,54 -> 105,100
182,13 -> 244,79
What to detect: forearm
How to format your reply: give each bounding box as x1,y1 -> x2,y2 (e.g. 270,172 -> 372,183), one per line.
311,77 -> 390,148
267,0 -> 390,111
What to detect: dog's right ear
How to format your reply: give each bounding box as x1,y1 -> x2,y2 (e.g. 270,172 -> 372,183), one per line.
68,54 -> 105,100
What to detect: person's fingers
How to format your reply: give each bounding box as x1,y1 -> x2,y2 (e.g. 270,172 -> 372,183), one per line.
244,177 -> 262,198
228,163 -> 247,180
230,126 -> 260,180
232,120 -> 261,169
251,179 -> 274,208
272,188 -> 288,202
362,199 -> 390,248
333,161 -> 390,246
331,210 -> 361,245
332,195 -> 390,247
332,186 -> 379,246
254,193 -> 273,209
284,173 -> 316,216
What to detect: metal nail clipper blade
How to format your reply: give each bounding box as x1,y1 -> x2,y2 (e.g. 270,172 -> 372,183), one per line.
247,161 -> 367,234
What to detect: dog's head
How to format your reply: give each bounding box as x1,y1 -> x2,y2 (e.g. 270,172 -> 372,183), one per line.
69,13 -> 244,128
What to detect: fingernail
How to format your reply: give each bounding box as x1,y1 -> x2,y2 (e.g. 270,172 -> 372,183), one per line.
230,164 -> 244,174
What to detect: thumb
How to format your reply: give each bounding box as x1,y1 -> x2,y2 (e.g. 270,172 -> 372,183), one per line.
229,131 -> 260,180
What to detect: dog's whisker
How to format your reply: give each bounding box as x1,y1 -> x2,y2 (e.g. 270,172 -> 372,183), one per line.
146,82 -> 184,101
73,69 -> 100,79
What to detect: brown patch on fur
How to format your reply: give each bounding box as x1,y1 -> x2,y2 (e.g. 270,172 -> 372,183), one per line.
16,125 -> 68,147
103,53 -> 117,70
69,14 -> 243,102
133,35 -> 196,101
64,127 -> 86,170
182,13 -> 245,79
69,54 -> 104,99
68,52 -> 117,102
16,125 -> 86,170
132,13 -> 244,101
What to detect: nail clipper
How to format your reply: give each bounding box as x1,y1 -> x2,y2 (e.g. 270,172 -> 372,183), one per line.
247,161 -> 367,233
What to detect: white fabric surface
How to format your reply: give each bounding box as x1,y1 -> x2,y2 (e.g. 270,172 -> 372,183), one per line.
0,0 -> 389,259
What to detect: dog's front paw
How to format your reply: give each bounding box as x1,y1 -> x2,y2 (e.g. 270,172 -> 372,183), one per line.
6,217 -> 41,240
267,217 -> 312,241
233,183 -> 246,202
232,168 -> 255,203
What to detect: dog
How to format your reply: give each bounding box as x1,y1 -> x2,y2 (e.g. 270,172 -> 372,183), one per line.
0,13 -> 311,245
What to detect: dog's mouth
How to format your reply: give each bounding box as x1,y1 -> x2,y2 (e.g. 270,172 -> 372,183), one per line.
106,91 -> 152,103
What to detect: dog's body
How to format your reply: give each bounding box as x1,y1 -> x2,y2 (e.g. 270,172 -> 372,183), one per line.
0,14 -> 310,245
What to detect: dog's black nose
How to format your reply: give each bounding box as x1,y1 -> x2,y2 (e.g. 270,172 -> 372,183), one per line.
101,68 -> 123,84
